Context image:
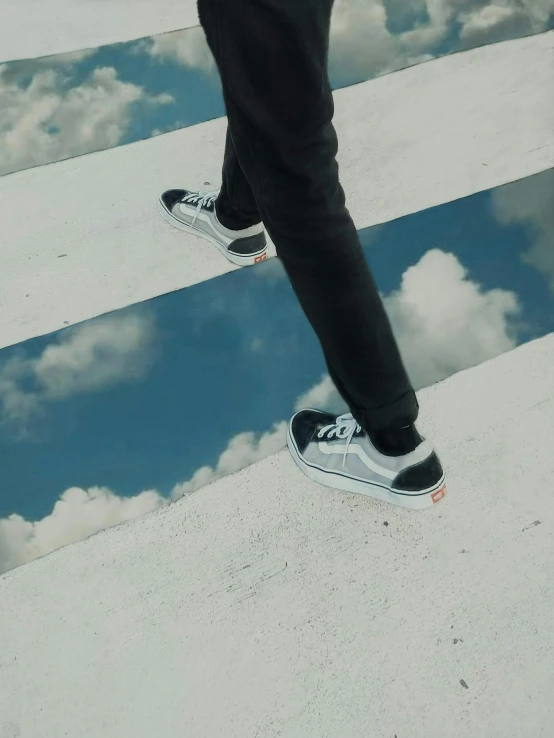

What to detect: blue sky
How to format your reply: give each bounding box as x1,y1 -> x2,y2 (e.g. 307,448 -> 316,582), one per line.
1,0 -> 553,176
1,167 -> 553,533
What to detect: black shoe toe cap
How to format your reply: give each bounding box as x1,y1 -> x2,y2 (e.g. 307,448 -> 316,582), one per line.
161,189 -> 186,211
291,410 -> 335,454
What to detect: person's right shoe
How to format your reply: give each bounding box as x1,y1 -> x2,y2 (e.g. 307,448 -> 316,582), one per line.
158,187 -> 268,267
287,410 -> 446,510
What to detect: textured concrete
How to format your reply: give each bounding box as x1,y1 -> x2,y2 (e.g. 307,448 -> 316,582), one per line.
1,30 -> 553,351
1,0 -> 199,63
1,333 -> 553,738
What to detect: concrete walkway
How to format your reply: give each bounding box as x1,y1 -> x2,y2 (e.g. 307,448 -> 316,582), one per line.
2,19 -> 554,738
1,0 -> 199,63
1,333 -> 553,737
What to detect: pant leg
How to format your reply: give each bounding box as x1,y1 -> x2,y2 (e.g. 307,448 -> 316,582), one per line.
198,0 -> 418,431
216,127 -> 262,230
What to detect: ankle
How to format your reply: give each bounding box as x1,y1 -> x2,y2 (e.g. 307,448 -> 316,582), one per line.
369,424 -> 422,457
215,202 -> 260,231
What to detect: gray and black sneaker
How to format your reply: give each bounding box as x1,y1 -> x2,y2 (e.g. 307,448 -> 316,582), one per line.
288,410 -> 446,510
159,187 -> 268,267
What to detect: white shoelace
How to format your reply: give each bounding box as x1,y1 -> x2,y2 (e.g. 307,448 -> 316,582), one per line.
317,413 -> 362,467
181,188 -> 220,226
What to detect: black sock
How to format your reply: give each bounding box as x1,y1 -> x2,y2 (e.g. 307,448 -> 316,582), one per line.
215,202 -> 260,231
369,424 -> 423,457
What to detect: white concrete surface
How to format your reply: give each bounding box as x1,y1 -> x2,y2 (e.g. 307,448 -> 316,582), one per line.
1,31 -> 553,352
1,332 -> 553,738
0,0 -> 199,63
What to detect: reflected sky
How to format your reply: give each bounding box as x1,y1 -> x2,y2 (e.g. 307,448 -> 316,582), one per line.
0,167 -> 553,575
1,0 -> 553,176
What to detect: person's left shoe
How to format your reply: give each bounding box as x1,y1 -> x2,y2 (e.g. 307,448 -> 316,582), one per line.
158,186 -> 268,267
287,410 -> 446,510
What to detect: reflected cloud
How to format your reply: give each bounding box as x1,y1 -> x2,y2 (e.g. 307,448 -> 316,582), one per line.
0,486 -> 168,576
0,311 -> 158,436
292,248 -> 521,415
386,248 -> 520,388
171,421 -> 287,499
458,0 -> 554,48
137,25 -> 217,72
0,63 -> 173,175
329,0 -> 553,85
1,0 -> 552,176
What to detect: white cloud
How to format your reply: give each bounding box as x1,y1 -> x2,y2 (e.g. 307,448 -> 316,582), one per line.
513,0 -> 554,27
417,0 -> 553,50
329,0 -> 553,83
171,422 -> 287,499
151,118 -> 188,138
0,486 -> 168,575
293,248 -> 521,414
34,313 -> 157,399
385,248 -> 520,389
0,312 -> 157,431
153,92 -> 175,105
0,64 -> 173,175
329,0 -> 437,83
491,169 -> 554,294
462,4 -> 521,35
143,27 -> 216,72
294,375 -> 347,415
458,3 -> 537,48
0,361 -> 41,428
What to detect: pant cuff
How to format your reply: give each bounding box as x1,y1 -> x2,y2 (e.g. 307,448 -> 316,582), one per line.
351,390 -> 419,432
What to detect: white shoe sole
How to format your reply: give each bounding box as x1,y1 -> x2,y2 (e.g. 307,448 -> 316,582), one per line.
287,424 -> 446,510
158,197 -> 268,268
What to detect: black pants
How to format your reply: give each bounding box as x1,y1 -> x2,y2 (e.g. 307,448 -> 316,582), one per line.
197,0 -> 418,432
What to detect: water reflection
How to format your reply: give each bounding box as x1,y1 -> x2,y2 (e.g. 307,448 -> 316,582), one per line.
0,167 -> 552,574
1,2 -> 552,176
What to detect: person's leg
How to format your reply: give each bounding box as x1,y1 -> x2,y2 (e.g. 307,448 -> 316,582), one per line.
216,127 -> 262,231
198,0 -> 418,440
